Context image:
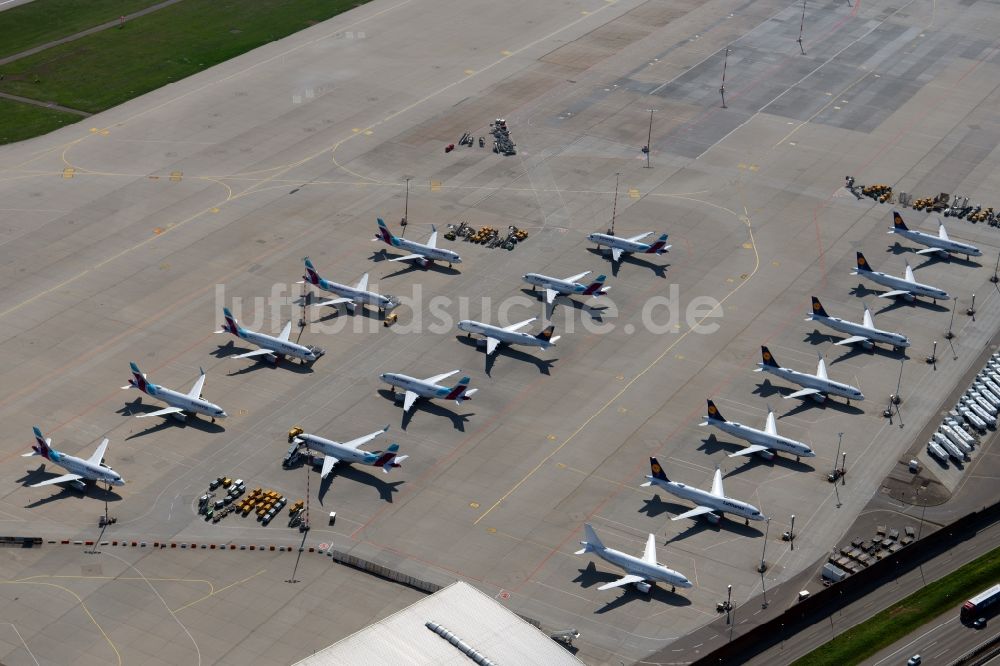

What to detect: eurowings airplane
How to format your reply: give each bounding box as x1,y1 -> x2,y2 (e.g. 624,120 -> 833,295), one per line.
301,257 -> 397,313
806,296 -> 909,350
122,362 -> 227,422
23,427 -> 123,491
575,523 -> 692,594
289,425 -> 406,478
522,271 -> 609,305
218,307 -> 324,365
374,218 -> 461,267
701,399 -> 814,461
852,252 -> 950,302
641,457 -> 765,525
587,231 -> 670,262
755,346 -> 864,403
889,211 -> 981,259
379,370 -> 477,413
457,317 -> 560,356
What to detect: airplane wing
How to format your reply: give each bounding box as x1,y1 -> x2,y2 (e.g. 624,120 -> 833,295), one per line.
135,406 -> 185,419
545,288 -> 558,305
312,297 -> 352,308
938,223 -> 950,241
503,317 -> 536,333
424,369 -> 460,385
815,356 -> 828,381
611,248 -> 623,262
598,574 -> 646,591
835,335 -> 870,346
565,270 -> 590,283
728,444 -> 772,458
626,232 -> 652,243
878,289 -> 912,299
356,273 -> 370,292
389,253 -> 425,263
710,467 -> 725,498
671,505 -> 716,521
426,226 -> 438,248
187,371 -> 206,399
784,387 -> 822,400
277,321 -> 292,342
916,247 -> 940,255
31,473 -> 84,488
230,348 -> 274,360
642,533 -> 657,564
341,426 -> 390,451
320,455 -> 340,479
87,439 -> 110,465
402,391 -> 419,413
485,337 -> 501,356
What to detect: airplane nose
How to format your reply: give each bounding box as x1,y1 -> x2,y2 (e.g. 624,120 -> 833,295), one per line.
218,411 -> 228,418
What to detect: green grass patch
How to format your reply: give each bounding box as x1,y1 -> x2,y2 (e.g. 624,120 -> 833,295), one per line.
0,97 -> 81,144
0,0 -> 164,61
0,0 -> 363,114
793,545 -> 1000,666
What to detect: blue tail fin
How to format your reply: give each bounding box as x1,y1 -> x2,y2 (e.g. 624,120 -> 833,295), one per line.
810,296 -> 829,318
856,252 -> 872,273
760,346 -> 780,368
706,399 -> 725,422
649,457 -> 669,482
892,211 -> 909,231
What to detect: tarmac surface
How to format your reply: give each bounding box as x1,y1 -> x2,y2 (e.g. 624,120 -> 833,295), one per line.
2,0 -> 1000,663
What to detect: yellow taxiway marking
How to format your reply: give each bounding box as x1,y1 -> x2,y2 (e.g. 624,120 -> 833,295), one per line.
172,569 -> 266,613
474,210 -> 761,526
628,187 -> 639,199
464,69 -> 475,75
363,130 -> 373,135
430,180 -> 442,191
169,171 -> 183,182
62,167 -> 74,179
469,502 -> 480,509
500,50 -> 512,56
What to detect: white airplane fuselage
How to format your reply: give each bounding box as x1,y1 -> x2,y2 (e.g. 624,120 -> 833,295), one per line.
295,434 -> 382,466
317,279 -> 394,310
588,233 -> 650,254
811,314 -> 910,349
379,373 -> 450,399
240,329 -> 318,362
522,273 -> 588,296
858,269 -> 949,301
757,364 -> 864,402
393,237 -> 461,265
645,477 -> 764,522
591,545 -> 692,589
46,451 -> 122,487
129,381 -> 226,420
893,228 -> 981,257
457,320 -> 554,349
706,419 -> 814,458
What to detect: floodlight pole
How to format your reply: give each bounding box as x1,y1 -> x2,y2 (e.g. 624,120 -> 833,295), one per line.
797,0 -> 807,55
644,109 -> 655,168
945,298 -> 957,339
720,48 -> 731,108
991,252 -> 999,283
610,172 -> 621,235
967,293 -> 976,317
789,514 -> 796,550
834,432 -> 844,479
401,176 -> 412,237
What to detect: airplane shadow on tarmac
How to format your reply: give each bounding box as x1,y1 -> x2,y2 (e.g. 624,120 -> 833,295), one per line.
572,562 -> 692,611
828,344 -> 909,366
777,397 -> 864,419
376,252 -> 461,279
725,455 -> 815,475
586,248 -> 669,278
20,467 -> 123,507
454,335 -> 556,376
376,389 -> 473,432
315,465 -> 404,504
519,288 -> 609,322
887,241 -> 983,269
118,399 -> 225,439
638,494 -> 689,519
666,516 -> 764,543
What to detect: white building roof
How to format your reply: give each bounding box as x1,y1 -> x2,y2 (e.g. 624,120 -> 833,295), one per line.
294,581 -> 582,666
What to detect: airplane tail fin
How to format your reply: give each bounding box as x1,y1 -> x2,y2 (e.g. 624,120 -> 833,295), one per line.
809,296 -> 829,319
28,426 -> 53,460
575,523 -> 605,554
446,376 -> 477,403
379,443 -> 407,473
891,210 -> 909,232
703,399 -> 726,424
302,257 -> 322,286
640,456 -> 670,487
758,346 -> 780,370
219,307 -> 242,336
854,251 -> 872,274
582,274 -> 608,296
123,361 -> 150,392
375,218 -> 396,245
646,234 -> 671,254
535,325 -> 559,346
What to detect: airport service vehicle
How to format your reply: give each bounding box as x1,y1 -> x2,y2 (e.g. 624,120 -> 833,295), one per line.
889,211 -> 981,259
932,432 -> 965,461
575,524 -> 692,594
926,439 -> 948,462
755,346 -> 864,403
457,317 -> 560,356
22,427 -> 123,491
852,252 -> 950,302
641,457 -> 766,525
522,271 -> 609,305
287,425 -> 406,478
122,363 -> 227,422
806,297 -> 909,350
700,399 -> 814,461
587,231 -> 670,262
301,257 -> 397,313
218,307 -> 323,365
379,370 -> 477,413
374,218 -> 461,267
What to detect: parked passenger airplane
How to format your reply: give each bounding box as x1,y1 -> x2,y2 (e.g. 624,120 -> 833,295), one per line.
289,425 -> 406,478
641,457 -> 765,525
806,297 -> 909,350
218,307 -> 323,365
301,257 -> 397,313
587,231 -> 670,262
888,211 -> 981,259
755,346 -> 864,403
23,427 -> 124,490
852,252 -> 950,302
122,363 -> 227,422
379,370 -> 477,413
374,218 -> 461,267
701,399 -> 814,461
457,317 -> 560,356
575,523 -> 692,593
522,271 -> 609,305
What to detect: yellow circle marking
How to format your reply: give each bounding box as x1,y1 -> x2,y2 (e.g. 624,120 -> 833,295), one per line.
469,502 -> 480,509
547,434 -> 556,441
813,302 -> 821,311
742,242 -> 752,249
487,527 -> 497,534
